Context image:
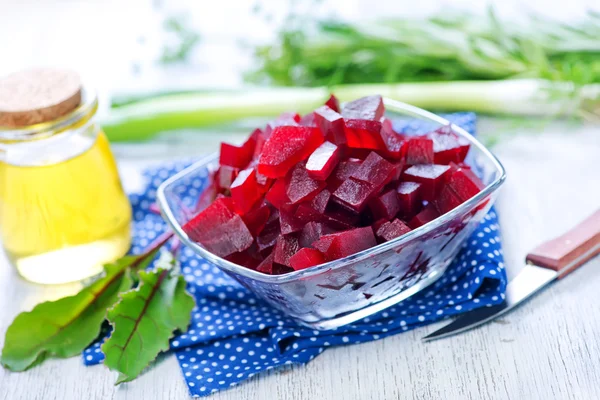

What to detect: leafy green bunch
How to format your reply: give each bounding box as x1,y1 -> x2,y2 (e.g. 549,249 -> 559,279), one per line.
1,233 -> 195,384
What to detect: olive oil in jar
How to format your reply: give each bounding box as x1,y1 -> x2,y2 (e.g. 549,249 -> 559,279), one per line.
0,69 -> 132,284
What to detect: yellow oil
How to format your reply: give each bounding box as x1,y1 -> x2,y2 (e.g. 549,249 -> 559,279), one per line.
0,132 -> 132,284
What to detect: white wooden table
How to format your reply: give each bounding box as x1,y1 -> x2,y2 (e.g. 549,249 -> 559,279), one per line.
1,121 -> 599,400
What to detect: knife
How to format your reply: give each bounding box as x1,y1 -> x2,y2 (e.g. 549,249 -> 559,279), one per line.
423,208 -> 600,341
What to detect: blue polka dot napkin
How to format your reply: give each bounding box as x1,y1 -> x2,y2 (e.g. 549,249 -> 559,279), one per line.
83,113 -> 507,397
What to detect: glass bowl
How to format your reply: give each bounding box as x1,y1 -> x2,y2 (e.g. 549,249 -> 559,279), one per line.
157,98 -> 506,330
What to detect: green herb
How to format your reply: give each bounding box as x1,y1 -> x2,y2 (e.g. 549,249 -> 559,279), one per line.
247,8 -> 600,87
0,232 -> 193,384
160,15 -> 200,65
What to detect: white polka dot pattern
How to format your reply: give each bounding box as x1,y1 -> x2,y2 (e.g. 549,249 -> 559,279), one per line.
82,113 -> 507,397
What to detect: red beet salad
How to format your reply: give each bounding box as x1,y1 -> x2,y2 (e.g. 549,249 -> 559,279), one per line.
183,95 -> 485,275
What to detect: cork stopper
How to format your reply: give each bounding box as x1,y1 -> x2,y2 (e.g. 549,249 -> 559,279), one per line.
0,68 -> 82,128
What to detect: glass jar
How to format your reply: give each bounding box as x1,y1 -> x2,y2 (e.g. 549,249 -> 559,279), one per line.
0,69 -> 132,284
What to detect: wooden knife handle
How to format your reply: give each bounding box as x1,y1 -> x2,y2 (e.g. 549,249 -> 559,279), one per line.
526,209 -> 600,278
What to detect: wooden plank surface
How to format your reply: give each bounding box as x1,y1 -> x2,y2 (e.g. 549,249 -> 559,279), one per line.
1,121 -> 599,400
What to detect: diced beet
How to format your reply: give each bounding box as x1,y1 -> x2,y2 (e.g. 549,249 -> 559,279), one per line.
332,178 -> 378,212
289,248 -> 325,270
277,112 -> 301,124
215,165 -> 239,192
435,185 -> 464,214
279,206 -> 304,234
447,167 -> 485,201
265,178 -> 289,209
369,189 -> 400,220
220,133 -> 256,169
183,198 -> 253,257
379,117 -> 404,159
375,219 -> 411,242
325,94 -> 340,113
351,152 -> 395,188
408,204 -> 440,229
258,126 -> 324,178
256,252 -> 275,274
404,137 -> 434,165
299,221 -> 330,248
241,204 -> 271,236
396,181 -> 422,217
255,170 -> 272,191
285,163 -> 327,204
225,244 -> 263,269
344,119 -> 382,150
328,159 -> 362,191
341,95 -> 384,121
306,141 -> 341,180
256,220 -> 280,253
230,168 -> 264,214
295,189 -> 331,223
299,112 -> 317,127
252,129 -> 268,160
390,160 -> 405,181
273,235 -> 300,267
429,126 -> 470,164
314,106 -> 346,145
312,236 -> 336,253
317,227 -> 377,261
403,164 -> 451,201
323,202 -> 359,230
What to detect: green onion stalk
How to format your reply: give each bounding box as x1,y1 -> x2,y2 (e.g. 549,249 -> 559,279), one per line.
101,80 -> 599,141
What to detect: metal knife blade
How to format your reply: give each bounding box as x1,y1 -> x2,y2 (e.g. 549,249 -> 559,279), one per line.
422,264 -> 556,341
422,209 -> 600,341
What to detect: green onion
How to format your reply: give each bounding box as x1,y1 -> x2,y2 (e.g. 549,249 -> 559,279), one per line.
102,80 -> 599,141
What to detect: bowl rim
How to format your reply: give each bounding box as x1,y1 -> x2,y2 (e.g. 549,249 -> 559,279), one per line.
157,98 -> 507,283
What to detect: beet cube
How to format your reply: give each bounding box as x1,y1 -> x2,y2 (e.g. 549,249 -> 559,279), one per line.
230,168 -> 264,214
379,117 -> 404,159
256,252 -> 275,274
317,227 -> 377,261
344,119 -> 382,150
306,141 -> 341,180
277,112 -> 301,124
408,204 -> 440,229
252,129 -> 268,160
273,235 -> 300,267
299,221 -> 330,248
351,152 -> 395,188
447,167 -> 485,202
289,248 -> 325,270
369,189 -> 400,220
241,204 -> 271,236
375,219 -> 411,242
295,189 -> 330,223
404,137 -> 434,165
279,206 -> 305,234
429,126 -> 470,164
299,112 -> 317,127
285,163 -> 326,205
323,202 -> 360,230
265,178 -> 289,209
225,244 -> 263,269
183,198 -> 253,257
215,165 -> 239,192
434,185 -> 464,214
314,106 -> 346,145
325,94 -> 340,113
332,178 -> 378,212
256,220 -> 280,253
220,133 -> 256,169
396,181 -> 422,217
258,126 -> 324,178
403,164 -> 451,201
312,236 -> 336,254
342,95 -> 384,121
328,159 -> 362,191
